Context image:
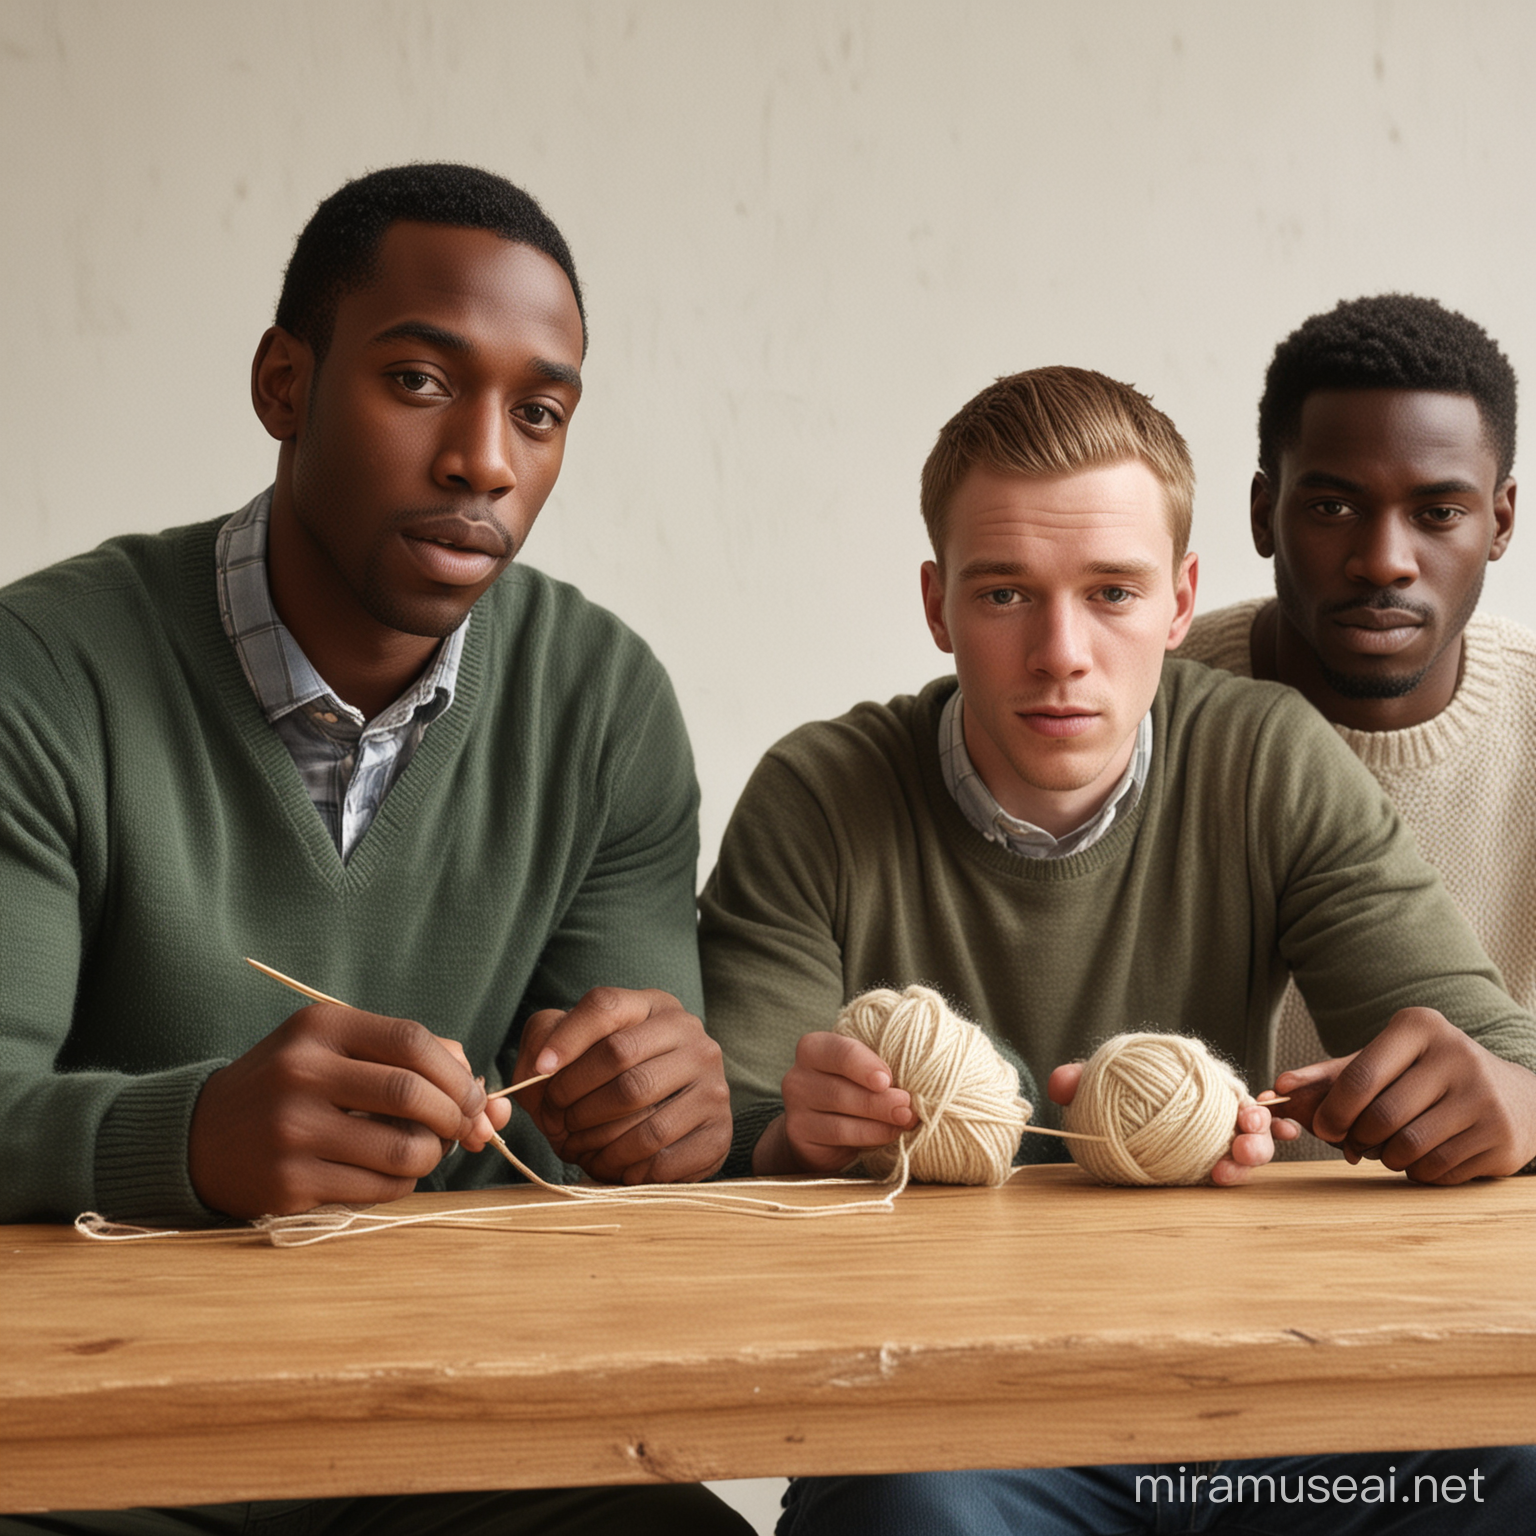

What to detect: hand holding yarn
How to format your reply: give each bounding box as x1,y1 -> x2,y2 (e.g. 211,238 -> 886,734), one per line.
770,1023 -> 921,1176
829,985 -> 1033,1186
1059,1032 -> 1274,1186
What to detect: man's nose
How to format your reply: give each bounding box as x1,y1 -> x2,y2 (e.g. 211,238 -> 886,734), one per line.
433,398 -> 515,497
1346,514 -> 1418,588
1027,599 -> 1091,678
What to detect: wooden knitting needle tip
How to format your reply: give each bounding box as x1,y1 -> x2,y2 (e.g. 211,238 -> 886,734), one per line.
1020,1095 -> 1291,1147
1020,1124 -> 1110,1145
245,956 -> 351,1009
487,1075 -> 553,1100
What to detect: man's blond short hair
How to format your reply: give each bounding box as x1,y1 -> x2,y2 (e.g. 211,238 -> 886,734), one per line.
920,366 -> 1195,566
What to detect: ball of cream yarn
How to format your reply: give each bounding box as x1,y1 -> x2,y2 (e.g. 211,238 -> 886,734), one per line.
833,985 -> 1030,1186
1064,1032 -> 1248,1186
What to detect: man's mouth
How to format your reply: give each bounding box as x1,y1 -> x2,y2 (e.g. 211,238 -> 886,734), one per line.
1018,709 -> 1097,739
1330,604 -> 1429,657
399,515 -> 511,586
1334,607 -> 1426,631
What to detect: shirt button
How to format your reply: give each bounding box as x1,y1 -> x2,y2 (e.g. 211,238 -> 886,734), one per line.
322,711 -> 339,724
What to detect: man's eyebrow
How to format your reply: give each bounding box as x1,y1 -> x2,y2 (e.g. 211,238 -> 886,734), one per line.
531,357 -> 583,393
1296,470 -> 1480,498
955,559 -> 1029,582
370,321 -> 473,353
953,557 -> 1158,581
367,322 -> 582,393
1084,558 -> 1159,577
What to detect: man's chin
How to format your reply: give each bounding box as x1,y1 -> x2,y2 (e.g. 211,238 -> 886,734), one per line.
359,584 -> 494,639
1318,659 -> 1430,701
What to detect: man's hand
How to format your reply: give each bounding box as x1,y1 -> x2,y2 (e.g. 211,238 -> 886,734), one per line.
1047,1062 -> 1283,1186
511,988 -> 730,1184
754,1030 -> 915,1176
1274,1007 -> 1536,1183
188,1003 -> 509,1219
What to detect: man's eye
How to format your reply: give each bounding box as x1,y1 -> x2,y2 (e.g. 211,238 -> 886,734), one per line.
1314,499 -> 1352,518
1099,586 -> 1133,605
517,403 -> 563,431
1421,505 -> 1464,525
983,589 -> 1019,607
392,371 -> 444,396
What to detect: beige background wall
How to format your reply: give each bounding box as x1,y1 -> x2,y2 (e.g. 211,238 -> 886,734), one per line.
5,1 -> 1534,872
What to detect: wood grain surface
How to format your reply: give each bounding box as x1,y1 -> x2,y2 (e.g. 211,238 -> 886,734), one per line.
3,1161 -> 1532,1513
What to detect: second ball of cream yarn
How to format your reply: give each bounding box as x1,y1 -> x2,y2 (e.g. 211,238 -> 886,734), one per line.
1064,1032 -> 1247,1186
833,985 -> 1030,1186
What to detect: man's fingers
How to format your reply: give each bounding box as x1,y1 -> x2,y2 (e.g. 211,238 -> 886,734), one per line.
323,1051 -> 481,1144
783,1060 -> 912,1126
566,1079 -> 731,1184
339,1010 -> 486,1116
1047,1062 -> 1084,1106
1308,1009 -> 1445,1144
795,1031 -> 899,1092
524,989 -> 673,1079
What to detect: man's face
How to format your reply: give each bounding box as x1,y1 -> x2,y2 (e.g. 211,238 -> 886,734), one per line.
1255,389 -> 1515,704
268,221 -> 585,639
922,461 -> 1197,836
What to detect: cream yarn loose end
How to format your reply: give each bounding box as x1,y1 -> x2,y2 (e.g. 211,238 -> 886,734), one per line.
1063,1032 -> 1248,1186
834,985 -> 1030,1186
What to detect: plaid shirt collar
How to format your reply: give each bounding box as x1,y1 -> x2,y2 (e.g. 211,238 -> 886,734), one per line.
939,687 -> 1151,860
214,488 -> 465,731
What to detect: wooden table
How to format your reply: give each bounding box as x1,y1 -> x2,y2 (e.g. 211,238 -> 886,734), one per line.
3,1161 -> 1533,1514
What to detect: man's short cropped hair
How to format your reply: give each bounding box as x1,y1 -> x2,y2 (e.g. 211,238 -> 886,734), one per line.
275,162 -> 586,364
920,366 -> 1195,565
1258,294 -> 1517,483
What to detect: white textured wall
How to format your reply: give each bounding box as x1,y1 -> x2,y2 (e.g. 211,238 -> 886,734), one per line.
5,0 -> 1535,875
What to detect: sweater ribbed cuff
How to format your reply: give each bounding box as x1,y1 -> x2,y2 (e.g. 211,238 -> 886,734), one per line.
723,1099 -> 784,1179
94,1061 -> 227,1225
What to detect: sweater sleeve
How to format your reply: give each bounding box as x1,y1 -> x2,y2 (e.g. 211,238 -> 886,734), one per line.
0,606 -> 223,1223
698,747 -> 850,1175
1253,689 -> 1536,1076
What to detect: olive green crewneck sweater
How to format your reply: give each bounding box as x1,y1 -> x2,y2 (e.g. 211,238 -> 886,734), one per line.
0,518 -> 702,1223
700,665 -> 1536,1172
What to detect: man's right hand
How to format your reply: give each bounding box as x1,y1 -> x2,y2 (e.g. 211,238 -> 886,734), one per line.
753,1030 -> 915,1175
188,1003 -> 508,1219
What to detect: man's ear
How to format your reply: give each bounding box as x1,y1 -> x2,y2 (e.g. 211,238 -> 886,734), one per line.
1250,471 -> 1276,559
251,326 -> 313,443
920,560 -> 954,654
1166,551 -> 1199,650
1490,477 -> 1517,562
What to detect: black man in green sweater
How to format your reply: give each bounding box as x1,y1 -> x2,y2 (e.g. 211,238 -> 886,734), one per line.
700,365 -> 1536,1535
0,165 -> 746,1535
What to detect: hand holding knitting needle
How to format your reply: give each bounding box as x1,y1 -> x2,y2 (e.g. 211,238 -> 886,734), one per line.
508,987 -> 732,1184
1272,1007 -> 1536,1184
1047,1062 -> 1287,1188
192,960 -> 512,1220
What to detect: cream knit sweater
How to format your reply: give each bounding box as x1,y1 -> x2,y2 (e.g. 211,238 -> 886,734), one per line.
1179,601 -> 1536,1157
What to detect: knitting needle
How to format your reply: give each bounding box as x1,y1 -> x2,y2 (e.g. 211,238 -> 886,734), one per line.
1020,1124 -> 1109,1144
245,957 -> 554,1096
1017,1094 -> 1291,1146
245,956 -> 350,1008
487,1076 -> 553,1098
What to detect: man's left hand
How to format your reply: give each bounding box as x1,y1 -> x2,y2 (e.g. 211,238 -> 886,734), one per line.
1047,1062 -> 1284,1186
1275,1007 -> 1536,1183
511,988 -> 731,1183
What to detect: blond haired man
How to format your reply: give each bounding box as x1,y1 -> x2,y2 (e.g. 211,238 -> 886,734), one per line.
700,366 -> 1536,1533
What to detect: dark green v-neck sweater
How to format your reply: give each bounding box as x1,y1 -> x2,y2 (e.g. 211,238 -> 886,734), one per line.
0,517 -> 701,1222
